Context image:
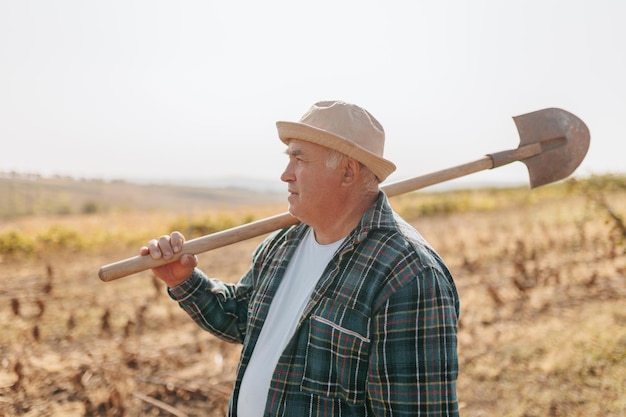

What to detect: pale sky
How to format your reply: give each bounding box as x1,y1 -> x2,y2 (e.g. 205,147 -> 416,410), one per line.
1,0 -> 624,190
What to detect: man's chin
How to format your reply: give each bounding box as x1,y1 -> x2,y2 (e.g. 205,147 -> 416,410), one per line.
286,204 -> 303,221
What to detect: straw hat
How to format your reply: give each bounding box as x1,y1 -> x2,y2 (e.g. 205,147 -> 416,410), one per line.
276,100 -> 396,182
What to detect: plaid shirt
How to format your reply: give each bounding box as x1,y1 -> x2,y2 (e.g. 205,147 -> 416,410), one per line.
169,192 -> 460,416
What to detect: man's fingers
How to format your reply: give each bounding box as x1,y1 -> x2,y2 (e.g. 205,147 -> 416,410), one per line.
156,234 -> 175,259
143,233 -> 186,259
143,239 -> 160,258
170,231 -> 185,253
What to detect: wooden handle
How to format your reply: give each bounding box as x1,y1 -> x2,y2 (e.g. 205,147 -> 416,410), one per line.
98,155 -> 505,282
382,156 -> 494,196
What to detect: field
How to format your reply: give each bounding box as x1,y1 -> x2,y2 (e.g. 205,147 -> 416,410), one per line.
0,174 -> 625,416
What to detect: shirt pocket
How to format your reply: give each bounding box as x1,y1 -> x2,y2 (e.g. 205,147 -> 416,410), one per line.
301,299 -> 371,404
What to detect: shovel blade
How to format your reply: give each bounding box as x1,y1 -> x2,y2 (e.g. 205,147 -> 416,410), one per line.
514,108 -> 590,188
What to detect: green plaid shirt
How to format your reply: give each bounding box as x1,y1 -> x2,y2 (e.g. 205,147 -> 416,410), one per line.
169,192 -> 460,416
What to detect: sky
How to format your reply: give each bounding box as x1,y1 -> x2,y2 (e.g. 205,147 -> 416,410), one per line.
1,0 -> 624,191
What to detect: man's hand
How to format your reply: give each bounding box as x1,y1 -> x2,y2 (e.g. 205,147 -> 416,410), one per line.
140,231 -> 198,288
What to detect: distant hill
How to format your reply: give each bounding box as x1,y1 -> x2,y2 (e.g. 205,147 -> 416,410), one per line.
3,171 -> 620,220
0,173 -> 285,218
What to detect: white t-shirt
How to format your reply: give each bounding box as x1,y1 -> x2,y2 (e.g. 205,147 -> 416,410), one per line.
237,229 -> 344,417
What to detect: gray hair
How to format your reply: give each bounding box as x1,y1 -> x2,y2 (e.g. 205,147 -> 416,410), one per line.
326,150 -> 380,193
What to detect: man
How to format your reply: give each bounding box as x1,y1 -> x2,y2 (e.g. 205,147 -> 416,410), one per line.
142,100 -> 460,416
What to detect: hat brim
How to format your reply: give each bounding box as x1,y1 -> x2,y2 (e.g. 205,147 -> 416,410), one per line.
276,121 -> 396,182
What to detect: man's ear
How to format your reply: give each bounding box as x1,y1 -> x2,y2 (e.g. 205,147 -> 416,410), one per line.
341,158 -> 360,186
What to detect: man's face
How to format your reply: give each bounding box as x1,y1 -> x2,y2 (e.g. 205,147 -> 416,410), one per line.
280,140 -> 343,226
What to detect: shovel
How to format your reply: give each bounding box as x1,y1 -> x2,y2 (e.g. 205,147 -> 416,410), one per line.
99,107 -> 590,282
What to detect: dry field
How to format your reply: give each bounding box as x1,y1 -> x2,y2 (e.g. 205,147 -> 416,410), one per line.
0,179 -> 625,416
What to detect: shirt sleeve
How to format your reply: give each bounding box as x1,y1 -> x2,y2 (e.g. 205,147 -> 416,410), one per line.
367,265 -> 460,416
167,268 -> 253,344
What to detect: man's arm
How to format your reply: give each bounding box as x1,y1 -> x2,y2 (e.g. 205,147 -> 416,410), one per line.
168,268 -> 253,344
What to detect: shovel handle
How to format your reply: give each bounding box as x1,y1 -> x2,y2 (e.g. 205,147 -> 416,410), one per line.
99,155 -> 502,282
382,142 -> 542,196
382,156 -> 494,196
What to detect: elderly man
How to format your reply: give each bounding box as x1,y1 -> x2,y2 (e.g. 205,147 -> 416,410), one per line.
143,100 -> 460,416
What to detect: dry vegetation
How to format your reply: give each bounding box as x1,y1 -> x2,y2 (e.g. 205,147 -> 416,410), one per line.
0,175 -> 625,416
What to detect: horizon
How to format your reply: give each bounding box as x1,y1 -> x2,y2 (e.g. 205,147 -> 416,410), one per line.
4,167 -> 604,195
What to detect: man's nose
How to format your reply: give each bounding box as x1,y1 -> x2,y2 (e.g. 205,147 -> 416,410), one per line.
280,161 -> 295,183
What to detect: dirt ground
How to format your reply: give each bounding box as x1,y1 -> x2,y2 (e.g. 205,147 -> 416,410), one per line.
1,195 -> 625,416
